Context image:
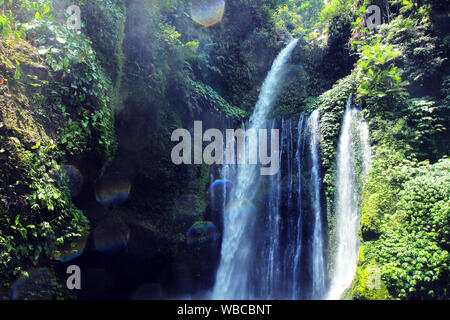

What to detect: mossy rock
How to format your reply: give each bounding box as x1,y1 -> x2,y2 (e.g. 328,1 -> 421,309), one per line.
344,244 -> 391,300
0,40 -> 58,145
360,189 -> 383,241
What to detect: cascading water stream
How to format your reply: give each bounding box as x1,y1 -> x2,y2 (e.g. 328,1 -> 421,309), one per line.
259,118 -> 297,299
307,110 -> 327,299
247,111 -> 327,300
281,118 -> 295,298
212,39 -> 299,299
261,119 -> 283,299
292,114 -> 305,299
327,96 -> 372,300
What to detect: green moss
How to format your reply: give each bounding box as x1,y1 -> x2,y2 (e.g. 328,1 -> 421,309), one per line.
360,189 -> 383,241
80,0 -> 127,171
80,0 -> 127,84
188,78 -> 249,120
0,41 -> 54,144
318,73 -> 361,199
345,244 -> 391,300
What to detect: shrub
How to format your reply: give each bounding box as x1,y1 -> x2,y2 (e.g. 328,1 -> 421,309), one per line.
378,158 -> 450,299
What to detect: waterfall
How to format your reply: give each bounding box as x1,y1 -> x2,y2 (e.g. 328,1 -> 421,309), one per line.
209,119 -> 237,235
213,39 -> 299,299
307,110 -> 326,299
259,118 -> 297,299
281,118 -> 295,298
292,114 -> 305,299
327,96 -> 372,300
261,119 -> 283,299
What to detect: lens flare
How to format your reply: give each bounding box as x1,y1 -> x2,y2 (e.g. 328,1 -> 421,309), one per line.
209,179 -> 233,190
223,199 -> 258,227
186,221 -> 220,245
11,268 -> 56,300
191,0 -> 225,28
95,175 -> 131,206
51,235 -> 88,262
94,218 -> 130,254
60,165 -> 83,197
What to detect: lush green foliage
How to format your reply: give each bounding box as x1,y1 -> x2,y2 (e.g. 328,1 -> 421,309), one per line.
0,0 -> 123,298
272,0 -> 325,36
80,0 -> 126,82
318,0 -> 449,300
188,78 -> 248,120
0,133 -> 89,299
22,19 -> 115,160
356,40 -> 402,99
319,74 -> 358,198
319,0 -> 354,22
378,159 -> 449,299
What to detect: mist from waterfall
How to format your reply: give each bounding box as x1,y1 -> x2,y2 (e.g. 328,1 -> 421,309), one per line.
328,96 -> 372,300
212,39 -> 299,299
